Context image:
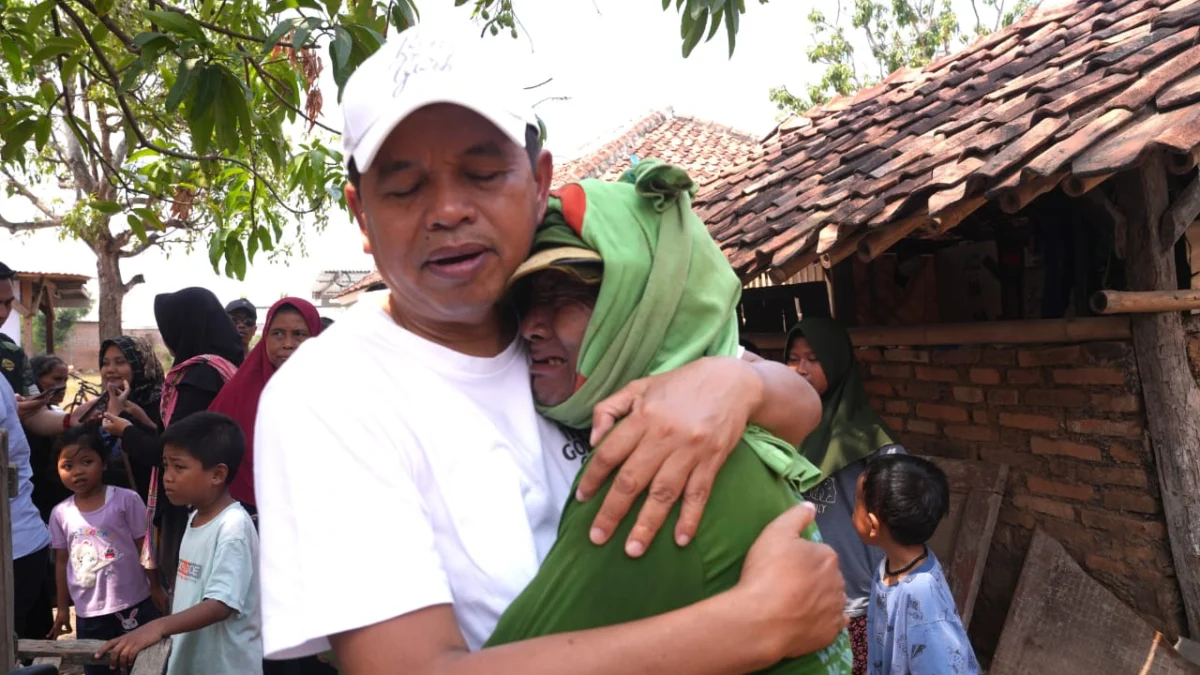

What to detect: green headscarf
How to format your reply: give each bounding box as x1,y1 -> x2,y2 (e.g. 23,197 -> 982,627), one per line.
787,318 -> 897,480
531,159 -> 820,493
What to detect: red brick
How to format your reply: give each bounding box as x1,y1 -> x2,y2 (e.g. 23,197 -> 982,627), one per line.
880,415 -> 905,430
972,410 -> 990,424
917,403 -> 969,423
1023,388 -> 1089,407
1090,467 -> 1149,489
1027,476 -> 1095,501
1013,494 -> 1076,520
884,399 -> 911,415
1000,507 -> 1037,530
1109,442 -> 1142,463
863,380 -> 895,397
884,348 -> 930,363
944,425 -> 998,442
1124,545 -> 1156,563
1067,418 -> 1143,438
969,368 -> 1002,385
872,364 -> 912,379
985,389 -> 1019,406
1018,346 -> 1083,367
907,419 -> 939,436
1000,412 -> 1061,432
856,348 -> 883,362
952,386 -> 984,403
1030,436 -> 1101,461
895,381 -> 941,400
1052,368 -> 1126,386
981,349 -> 1017,366
1085,341 -> 1131,362
1041,518 -> 1096,552
1103,490 -> 1159,515
1007,368 -> 1041,385
1080,509 -> 1166,541
1085,553 -> 1130,577
915,366 -> 959,383
1091,394 -> 1140,413
931,348 -> 981,366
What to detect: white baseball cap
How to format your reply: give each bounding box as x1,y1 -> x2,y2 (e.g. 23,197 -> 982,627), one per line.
341,24 -> 539,173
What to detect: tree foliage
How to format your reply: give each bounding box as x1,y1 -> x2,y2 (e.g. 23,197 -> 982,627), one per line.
0,0 -> 758,337
770,0 -> 1038,116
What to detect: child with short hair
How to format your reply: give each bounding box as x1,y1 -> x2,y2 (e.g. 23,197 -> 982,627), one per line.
97,411 -> 262,675
48,425 -> 165,675
855,454 -> 979,675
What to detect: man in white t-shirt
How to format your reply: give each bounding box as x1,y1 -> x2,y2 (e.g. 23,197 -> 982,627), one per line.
255,24 -> 847,674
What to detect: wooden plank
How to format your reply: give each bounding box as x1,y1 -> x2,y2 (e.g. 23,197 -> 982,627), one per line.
1161,175 -> 1200,255
1,429 -> 14,673
922,456 -> 1008,628
991,530 -> 1200,675
31,656 -> 63,666
19,638 -> 170,672
130,638 -> 171,675
1120,152 -> 1200,637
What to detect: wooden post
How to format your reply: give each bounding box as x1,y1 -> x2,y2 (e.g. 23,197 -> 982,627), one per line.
1119,152 -> 1200,638
1,429 -> 14,671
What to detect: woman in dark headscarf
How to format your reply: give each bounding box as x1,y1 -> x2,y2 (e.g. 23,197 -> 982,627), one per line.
93,335 -> 166,499
785,317 -> 906,675
102,287 -> 243,589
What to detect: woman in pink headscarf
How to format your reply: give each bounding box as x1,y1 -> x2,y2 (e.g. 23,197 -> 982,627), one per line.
208,297 -> 323,510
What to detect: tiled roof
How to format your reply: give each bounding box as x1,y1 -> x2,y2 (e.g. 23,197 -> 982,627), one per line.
312,269 -> 372,300
696,0 -> 1200,282
340,111 -> 764,299
554,109 -> 764,187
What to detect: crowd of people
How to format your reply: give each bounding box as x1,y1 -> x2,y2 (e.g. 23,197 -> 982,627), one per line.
2,23 -> 979,675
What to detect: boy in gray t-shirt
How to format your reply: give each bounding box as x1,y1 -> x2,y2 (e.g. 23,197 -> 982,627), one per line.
97,412 -> 262,674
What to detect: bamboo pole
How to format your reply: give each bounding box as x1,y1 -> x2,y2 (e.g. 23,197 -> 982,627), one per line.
1168,147 -> 1200,175
820,229 -> 871,269
1091,289 -> 1200,315
998,171 -> 1067,214
928,197 -> 988,235
857,214 -> 928,262
1063,172 -> 1114,197
741,316 -> 1131,350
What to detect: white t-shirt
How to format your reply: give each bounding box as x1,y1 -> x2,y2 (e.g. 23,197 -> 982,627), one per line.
0,376 -> 52,559
168,502 -> 262,675
255,295 -> 583,658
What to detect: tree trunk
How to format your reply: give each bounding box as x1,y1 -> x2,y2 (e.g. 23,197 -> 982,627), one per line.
1119,152 -> 1200,639
95,245 -> 125,341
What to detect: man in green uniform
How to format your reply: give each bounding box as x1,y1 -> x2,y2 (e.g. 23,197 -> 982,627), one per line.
487,161 -> 853,674
0,262 -> 36,397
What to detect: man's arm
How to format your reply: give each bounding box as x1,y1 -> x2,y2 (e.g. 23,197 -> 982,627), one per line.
330,505 -> 846,675
583,355 -> 821,556
22,405 -> 66,436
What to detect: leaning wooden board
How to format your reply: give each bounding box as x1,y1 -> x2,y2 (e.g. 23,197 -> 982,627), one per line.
19,638 -> 172,675
921,455 -> 1008,629
2,429 -> 15,672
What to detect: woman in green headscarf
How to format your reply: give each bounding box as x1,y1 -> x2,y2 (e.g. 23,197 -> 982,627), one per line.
484,160 -> 852,674
785,319 -> 906,675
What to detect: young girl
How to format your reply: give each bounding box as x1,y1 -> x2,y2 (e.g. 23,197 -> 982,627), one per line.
47,425 -> 166,675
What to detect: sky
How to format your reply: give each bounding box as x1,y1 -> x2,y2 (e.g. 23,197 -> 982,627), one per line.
0,0 -> 1029,330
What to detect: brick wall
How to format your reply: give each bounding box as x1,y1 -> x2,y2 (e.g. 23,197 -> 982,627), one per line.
858,340 -> 1185,661
56,322 -> 167,372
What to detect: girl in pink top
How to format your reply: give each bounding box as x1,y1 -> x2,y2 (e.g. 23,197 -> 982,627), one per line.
48,425 -> 167,675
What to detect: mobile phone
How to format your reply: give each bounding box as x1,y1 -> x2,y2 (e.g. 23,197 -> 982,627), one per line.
33,385 -> 67,400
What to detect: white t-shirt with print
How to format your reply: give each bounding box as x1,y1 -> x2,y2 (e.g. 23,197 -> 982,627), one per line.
254,293 -> 583,658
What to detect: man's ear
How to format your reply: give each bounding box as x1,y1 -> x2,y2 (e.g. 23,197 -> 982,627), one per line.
533,149 -> 554,218
345,183 -> 373,256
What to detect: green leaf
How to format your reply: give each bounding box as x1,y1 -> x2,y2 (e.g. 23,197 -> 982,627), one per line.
726,4 -> 739,56
95,0 -> 115,14
61,54 -> 82,83
120,58 -> 146,93
682,8 -> 708,56
663,0 -> 671,9
127,215 -> 148,243
322,0 -> 343,18
142,10 -> 206,41
26,0 -> 55,30
1,120 -> 37,163
166,58 -> 200,113
1,36 -> 23,78
31,39 -> 78,65
392,1 -> 418,31
263,17 -> 302,50
293,17 -> 323,49
247,226 -> 260,261
187,65 -> 220,123
706,6 -> 724,42
224,236 -> 247,279
208,231 -> 225,273
92,200 -> 123,215
33,116 -> 51,151
331,26 -> 352,70
190,107 -> 216,155
257,226 -> 273,254
132,208 -> 164,230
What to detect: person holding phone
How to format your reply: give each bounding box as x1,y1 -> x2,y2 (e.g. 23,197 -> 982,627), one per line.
29,355 -> 73,521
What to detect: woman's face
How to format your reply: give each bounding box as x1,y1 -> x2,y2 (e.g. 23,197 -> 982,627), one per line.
265,308 -> 312,369
39,363 -> 68,406
519,272 -> 597,407
101,345 -> 135,391
786,337 -> 829,396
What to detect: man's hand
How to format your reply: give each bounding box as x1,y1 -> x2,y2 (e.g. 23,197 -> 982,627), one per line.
102,412 -> 132,438
733,503 -> 848,660
46,609 -> 72,639
96,619 -> 165,670
582,356 -> 763,557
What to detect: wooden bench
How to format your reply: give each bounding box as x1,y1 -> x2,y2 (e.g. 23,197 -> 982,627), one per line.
18,639 -> 171,675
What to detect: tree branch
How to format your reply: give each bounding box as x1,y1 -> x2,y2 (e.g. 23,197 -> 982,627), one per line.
242,50 -> 340,134
148,0 -> 268,44
73,0 -> 140,51
58,1 -> 319,217
0,213 -> 61,233
2,169 -> 60,219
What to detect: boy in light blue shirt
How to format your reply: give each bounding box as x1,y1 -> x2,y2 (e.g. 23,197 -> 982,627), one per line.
855,454 -> 979,675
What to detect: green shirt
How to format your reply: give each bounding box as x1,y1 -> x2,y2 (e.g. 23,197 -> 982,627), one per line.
486,440 -> 853,674
0,333 -> 33,397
